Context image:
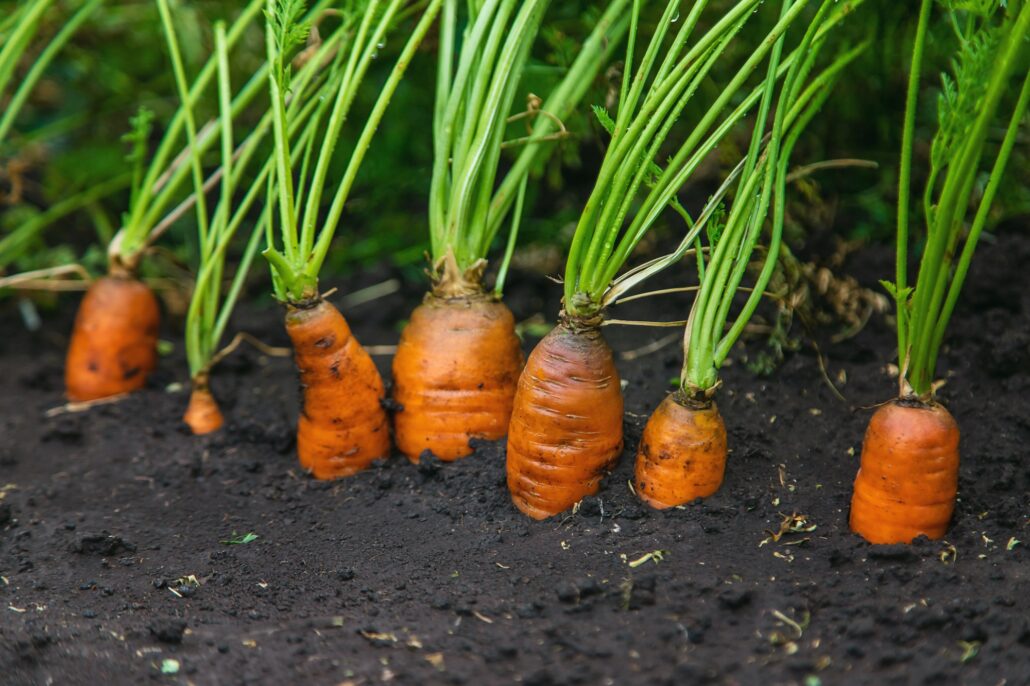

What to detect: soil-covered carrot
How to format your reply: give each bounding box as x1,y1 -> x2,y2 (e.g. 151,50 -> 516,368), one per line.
507,322 -> 623,519
634,394 -> 726,509
63,0 -> 270,402
849,400 -> 958,543
263,0 -> 442,477
849,0 -> 1030,544
65,274 -> 160,402
391,0 -> 630,462
183,372 -> 225,435
393,281 -> 522,461
286,300 -> 390,479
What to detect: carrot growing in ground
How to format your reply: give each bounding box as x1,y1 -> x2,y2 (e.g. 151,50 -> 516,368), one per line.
507,0 -> 837,520
850,0 -> 1030,544
157,2 -> 346,433
391,0 -> 631,462
633,1 -> 865,509
63,0 -> 272,401
263,0 -> 442,478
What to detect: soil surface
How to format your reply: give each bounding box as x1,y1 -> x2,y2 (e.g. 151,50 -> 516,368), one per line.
1,231 -> 1029,686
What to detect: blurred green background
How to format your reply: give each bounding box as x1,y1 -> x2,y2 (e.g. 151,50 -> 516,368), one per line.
1,0 -> 1028,293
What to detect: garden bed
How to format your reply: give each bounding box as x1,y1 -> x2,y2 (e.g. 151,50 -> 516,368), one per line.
1,231 -> 1028,685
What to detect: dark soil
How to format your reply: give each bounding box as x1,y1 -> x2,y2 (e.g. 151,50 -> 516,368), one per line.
1,231 -> 1029,686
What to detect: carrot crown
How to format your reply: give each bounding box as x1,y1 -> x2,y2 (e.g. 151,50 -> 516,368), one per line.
262,0 -> 443,305
888,0 -> 1030,399
427,0 -> 631,296
562,0 -> 863,328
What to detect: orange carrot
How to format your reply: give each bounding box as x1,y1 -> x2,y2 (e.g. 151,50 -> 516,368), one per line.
392,293 -> 523,462
285,299 -> 390,479
183,373 -> 224,435
849,399 -> 959,544
65,275 -> 160,402
506,322 -> 623,519
634,393 -> 727,509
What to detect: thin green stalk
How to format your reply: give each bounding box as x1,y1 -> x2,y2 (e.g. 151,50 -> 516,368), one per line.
926,67 -> 1030,374
894,0 -> 933,369
493,175 -> 528,296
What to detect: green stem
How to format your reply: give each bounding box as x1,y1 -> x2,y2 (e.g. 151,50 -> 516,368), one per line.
894,0 -> 932,372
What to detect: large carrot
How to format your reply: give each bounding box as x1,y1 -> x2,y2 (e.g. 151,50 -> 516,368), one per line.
634,394 -> 727,509
262,1 -> 443,476
849,0 -> 1030,543
286,300 -> 390,479
393,290 -> 522,461
506,322 -> 623,520
65,274 -> 160,402
849,400 -> 959,543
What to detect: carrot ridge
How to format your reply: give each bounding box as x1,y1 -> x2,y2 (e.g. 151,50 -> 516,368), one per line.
65,275 -> 160,402
634,394 -> 727,509
849,399 -> 959,544
506,322 -> 623,520
392,293 -> 523,462
286,299 -> 390,480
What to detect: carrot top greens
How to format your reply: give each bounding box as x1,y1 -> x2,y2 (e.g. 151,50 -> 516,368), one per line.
889,0 -> 1030,399
562,0 -> 862,331
262,0 -> 443,304
427,0 -> 630,295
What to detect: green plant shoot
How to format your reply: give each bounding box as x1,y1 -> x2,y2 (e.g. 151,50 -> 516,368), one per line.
262,0 -> 444,305
426,0 -> 631,295
887,0 -> 1030,399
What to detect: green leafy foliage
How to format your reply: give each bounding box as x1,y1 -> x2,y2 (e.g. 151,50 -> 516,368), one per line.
265,0 -> 309,90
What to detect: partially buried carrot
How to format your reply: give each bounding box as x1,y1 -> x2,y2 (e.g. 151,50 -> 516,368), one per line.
392,290 -> 523,462
183,372 -> 224,435
65,274 -> 160,402
506,320 -> 623,520
849,399 -> 959,544
285,299 -> 390,480
634,393 -> 727,509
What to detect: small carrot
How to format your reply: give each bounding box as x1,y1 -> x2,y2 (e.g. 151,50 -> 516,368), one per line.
183,372 -> 224,435
65,274 -> 160,402
285,300 -> 390,480
634,393 -> 727,509
849,399 -> 959,544
392,292 -> 523,462
506,322 -> 624,520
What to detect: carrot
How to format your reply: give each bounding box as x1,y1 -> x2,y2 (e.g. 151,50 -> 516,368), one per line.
392,292 -> 523,462
285,300 -> 390,480
849,399 -> 959,544
183,373 -> 224,435
506,322 -> 624,520
65,275 -> 160,402
634,394 -> 727,509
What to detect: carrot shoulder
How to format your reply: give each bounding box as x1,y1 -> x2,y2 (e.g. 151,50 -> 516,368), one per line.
506,323 -> 623,520
65,275 -> 160,402
850,399 -> 959,544
285,300 -> 390,479
392,293 -> 523,462
634,394 -> 727,509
